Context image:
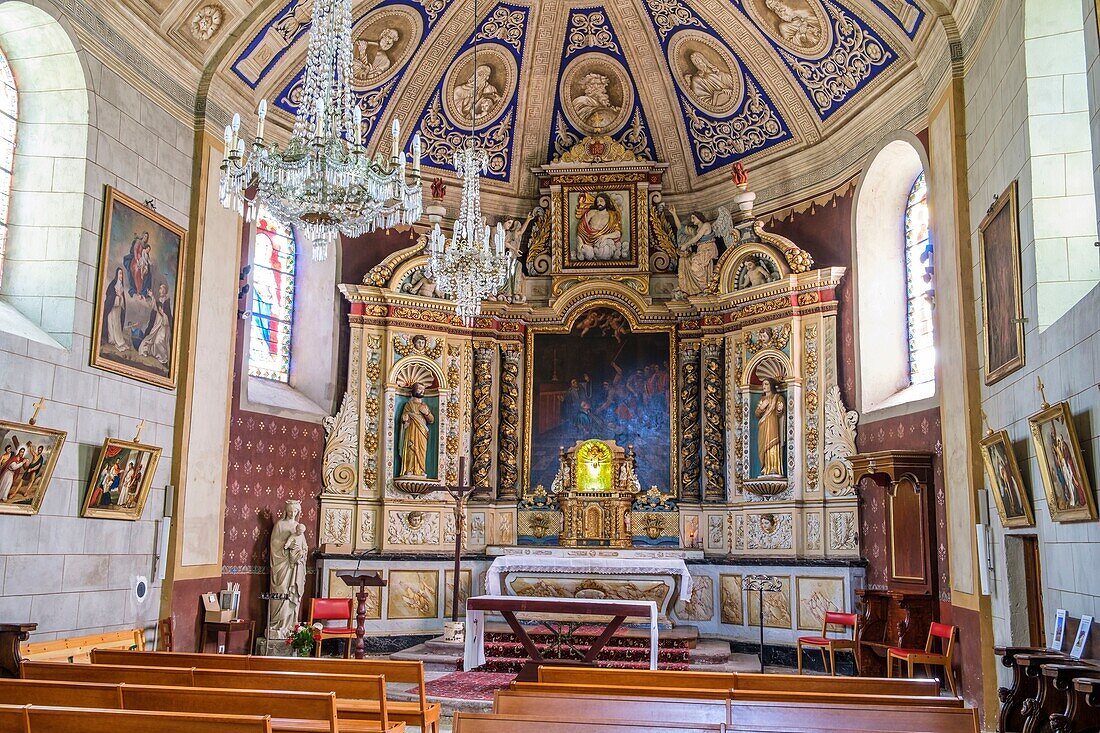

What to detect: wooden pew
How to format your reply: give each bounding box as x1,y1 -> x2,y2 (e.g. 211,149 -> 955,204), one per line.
1024,662 -> 1100,733
994,647 -> 1059,733
92,648 -> 441,733
0,704 -> 272,733
512,681 -> 729,700
455,711 -> 726,733
728,700 -> 979,733
0,703 -> 28,733
21,629 -> 145,663
536,666 -> 941,696
22,660 -> 195,686
1051,676 -> 1100,733
0,677 -> 405,733
497,689 -> 729,725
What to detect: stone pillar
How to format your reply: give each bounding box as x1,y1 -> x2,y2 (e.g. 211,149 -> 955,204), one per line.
702,340 -> 726,501
471,342 -> 496,496
678,345 -> 701,499
497,345 -> 521,500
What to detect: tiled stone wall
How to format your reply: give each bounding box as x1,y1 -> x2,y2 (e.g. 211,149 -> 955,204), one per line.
965,0 -> 1100,678
0,27 -> 192,642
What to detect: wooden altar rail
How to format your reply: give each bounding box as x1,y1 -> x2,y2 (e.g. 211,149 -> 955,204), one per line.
995,647 -> 1100,733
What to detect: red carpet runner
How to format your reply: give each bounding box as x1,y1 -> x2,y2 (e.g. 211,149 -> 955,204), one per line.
474,623 -> 691,673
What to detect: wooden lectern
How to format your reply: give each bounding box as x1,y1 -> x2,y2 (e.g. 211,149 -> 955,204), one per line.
337,570 -> 386,659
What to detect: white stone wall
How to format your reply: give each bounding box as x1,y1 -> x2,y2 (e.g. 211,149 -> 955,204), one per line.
0,38 -> 192,641
965,0 -> 1100,676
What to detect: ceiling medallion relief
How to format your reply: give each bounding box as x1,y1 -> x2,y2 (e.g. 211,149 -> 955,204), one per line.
667,30 -> 744,117
560,53 -> 634,135
190,3 -> 224,42
741,0 -> 832,58
349,5 -> 424,89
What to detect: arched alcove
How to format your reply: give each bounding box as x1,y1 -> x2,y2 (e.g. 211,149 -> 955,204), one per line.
0,0 -> 88,348
852,133 -> 936,417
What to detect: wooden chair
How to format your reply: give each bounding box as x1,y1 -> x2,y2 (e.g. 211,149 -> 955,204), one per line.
887,621 -> 958,695
309,599 -> 356,658
796,611 -> 859,676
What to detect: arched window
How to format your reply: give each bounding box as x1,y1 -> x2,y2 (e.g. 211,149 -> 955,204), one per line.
0,46 -> 16,285
904,171 -> 934,385
248,210 -> 297,383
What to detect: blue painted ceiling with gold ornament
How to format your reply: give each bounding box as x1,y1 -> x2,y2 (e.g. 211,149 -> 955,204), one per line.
227,0 -> 925,189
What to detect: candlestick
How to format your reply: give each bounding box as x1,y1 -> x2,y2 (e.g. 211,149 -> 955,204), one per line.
256,100 -> 267,139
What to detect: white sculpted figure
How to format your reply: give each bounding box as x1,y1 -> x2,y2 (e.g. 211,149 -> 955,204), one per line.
352,27 -> 400,84
671,207 -> 718,296
684,52 -> 736,110
267,499 -> 306,639
452,64 -> 501,123
575,192 -> 624,261
571,72 -> 620,131
764,0 -> 822,50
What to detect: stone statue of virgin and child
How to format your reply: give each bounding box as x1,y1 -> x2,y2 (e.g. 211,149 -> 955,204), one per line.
267,499 -> 308,639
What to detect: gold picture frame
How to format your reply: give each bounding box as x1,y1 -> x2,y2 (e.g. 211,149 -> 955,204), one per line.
980,429 -> 1035,528
0,420 -> 67,516
81,437 -> 162,520
978,180 -> 1025,385
91,187 -> 187,389
1028,402 -> 1096,523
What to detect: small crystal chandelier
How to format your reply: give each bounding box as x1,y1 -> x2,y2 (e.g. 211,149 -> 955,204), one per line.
425,0 -> 513,322
218,0 -> 422,261
426,142 -> 513,322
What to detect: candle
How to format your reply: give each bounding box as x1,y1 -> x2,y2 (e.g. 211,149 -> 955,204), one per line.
256,99 -> 267,139
223,124 -> 233,147
412,132 -> 421,175
391,118 -> 400,160
353,106 -> 363,146
315,98 -> 325,137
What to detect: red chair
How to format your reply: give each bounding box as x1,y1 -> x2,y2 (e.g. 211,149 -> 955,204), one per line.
887,621 -> 958,695
308,598 -> 355,658
796,611 -> 859,675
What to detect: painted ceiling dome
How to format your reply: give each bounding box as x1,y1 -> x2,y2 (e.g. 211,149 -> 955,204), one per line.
220,0 -> 931,208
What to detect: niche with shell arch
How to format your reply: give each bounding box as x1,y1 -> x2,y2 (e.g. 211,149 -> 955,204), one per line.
388,356 -> 447,492
731,249 -> 787,292
742,352 -> 792,497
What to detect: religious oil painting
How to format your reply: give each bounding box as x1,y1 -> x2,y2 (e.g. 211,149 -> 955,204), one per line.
796,577 -> 845,631
81,438 -> 162,520
349,4 -> 422,89
326,569 -> 382,620
526,307 -> 673,494
0,420 -> 66,516
979,429 -> 1035,528
719,574 -> 744,625
442,45 -> 516,129
387,569 -> 440,619
748,576 -> 792,629
91,187 -> 186,389
978,180 -> 1025,385
1028,402 -> 1096,523
564,189 -> 635,268
667,30 -> 743,117
561,53 -> 633,134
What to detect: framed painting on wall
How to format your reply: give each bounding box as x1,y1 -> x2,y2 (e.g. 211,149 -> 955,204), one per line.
81,437 -> 162,520
91,187 -> 186,389
1028,401 -> 1096,523
979,429 -> 1035,528
978,180 -> 1025,385
0,420 -> 66,516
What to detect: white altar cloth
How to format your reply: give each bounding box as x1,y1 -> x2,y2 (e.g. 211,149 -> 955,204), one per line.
485,555 -> 693,598
463,594 -> 658,672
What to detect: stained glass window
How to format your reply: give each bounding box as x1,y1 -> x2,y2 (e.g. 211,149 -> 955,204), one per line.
248,210 -> 297,382
904,171 -> 935,386
0,49 -> 17,287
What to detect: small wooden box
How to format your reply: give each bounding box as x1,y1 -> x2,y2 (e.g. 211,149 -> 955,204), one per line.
202,593 -> 233,623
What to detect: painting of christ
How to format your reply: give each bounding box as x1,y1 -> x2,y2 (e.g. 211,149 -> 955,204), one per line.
1028,402 -> 1096,523
81,438 -> 162,520
0,420 -> 66,516
978,180 -> 1024,385
527,307 -> 673,493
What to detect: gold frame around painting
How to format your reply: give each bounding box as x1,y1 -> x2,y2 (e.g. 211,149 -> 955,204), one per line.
978,180 -> 1025,385
0,420 -> 67,516
979,429 -> 1035,529
80,437 -> 162,520
1028,402 -> 1096,523
90,186 -> 186,389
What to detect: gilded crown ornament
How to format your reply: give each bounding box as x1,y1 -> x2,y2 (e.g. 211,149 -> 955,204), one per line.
218,0 -> 423,261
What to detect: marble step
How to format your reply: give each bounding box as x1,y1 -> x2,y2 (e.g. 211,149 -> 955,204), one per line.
688,638 -> 732,664
391,637 -> 463,672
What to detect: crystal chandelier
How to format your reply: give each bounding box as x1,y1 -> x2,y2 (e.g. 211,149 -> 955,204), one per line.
426,142 -> 514,322
218,0 -> 422,261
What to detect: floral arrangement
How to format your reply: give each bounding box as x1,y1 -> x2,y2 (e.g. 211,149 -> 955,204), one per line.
286,622 -> 323,656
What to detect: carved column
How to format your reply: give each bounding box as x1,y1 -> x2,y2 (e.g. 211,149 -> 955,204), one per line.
678,346 -> 701,499
471,342 -> 496,496
497,345 -> 521,500
702,340 -> 726,501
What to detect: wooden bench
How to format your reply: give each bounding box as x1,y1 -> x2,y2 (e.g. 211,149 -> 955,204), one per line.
495,688 -> 729,725
0,703 -> 272,733
455,712 -> 726,733
728,700 -> 979,733
537,666 -> 941,696
22,661 -> 397,731
20,629 -> 145,664
92,648 -> 441,733
0,678 -> 404,733
511,681 -> 730,700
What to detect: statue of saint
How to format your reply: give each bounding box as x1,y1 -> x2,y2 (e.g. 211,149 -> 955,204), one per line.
267,499 -> 306,639
755,378 -> 786,476
671,207 -> 718,296
575,193 -> 624,261
399,384 -> 435,477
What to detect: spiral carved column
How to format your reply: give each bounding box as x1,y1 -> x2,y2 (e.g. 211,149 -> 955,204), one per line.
678,346 -> 701,499
702,340 -> 726,501
497,345 -> 521,500
471,343 -> 496,495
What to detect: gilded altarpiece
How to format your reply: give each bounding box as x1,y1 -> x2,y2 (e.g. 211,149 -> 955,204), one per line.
319,137 -> 860,564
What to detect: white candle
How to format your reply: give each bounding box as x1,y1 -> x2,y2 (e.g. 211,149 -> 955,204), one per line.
223,123 -> 233,147
412,132 -> 421,175
391,118 -> 400,160
353,106 -> 363,146
256,99 -> 267,139
315,98 -> 325,137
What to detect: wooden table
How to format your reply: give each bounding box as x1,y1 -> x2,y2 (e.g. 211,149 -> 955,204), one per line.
463,595 -> 658,681
198,619 -> 255,654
